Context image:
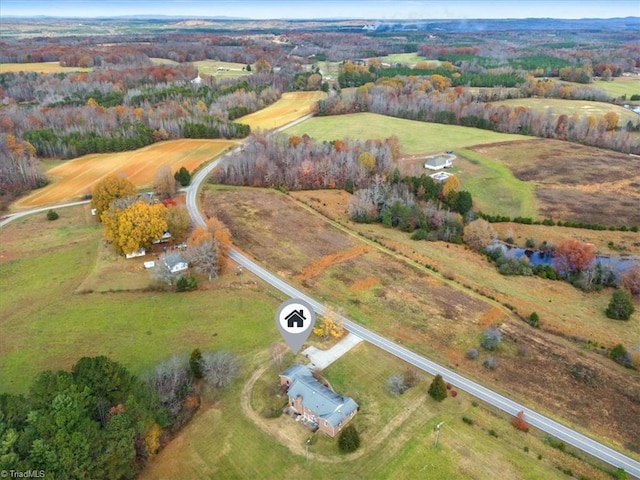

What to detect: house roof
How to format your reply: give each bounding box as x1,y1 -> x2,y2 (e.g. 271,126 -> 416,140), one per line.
425,156 -> 449,167
280,364 -> 313,380
164,253 -> 186,269
281,364 -> 358,427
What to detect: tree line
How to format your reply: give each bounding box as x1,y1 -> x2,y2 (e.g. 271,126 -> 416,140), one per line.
212,132 -> 399,190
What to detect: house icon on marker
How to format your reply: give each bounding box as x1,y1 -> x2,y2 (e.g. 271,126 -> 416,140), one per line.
285,309 -> 306,328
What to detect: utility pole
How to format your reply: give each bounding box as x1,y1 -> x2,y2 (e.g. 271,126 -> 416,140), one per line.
306,438 -> 311,465
434,421 -> 444,448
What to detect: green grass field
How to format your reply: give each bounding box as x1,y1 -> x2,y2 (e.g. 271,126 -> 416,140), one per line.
455,148 -> 537,218
592,77 -> 640,99
141,342 -> 599,480
491,98 -> 638,126
0,205 -> 280,393
286,113 -> 529,155
149,57 -> 180,65
192,59 -> 251,77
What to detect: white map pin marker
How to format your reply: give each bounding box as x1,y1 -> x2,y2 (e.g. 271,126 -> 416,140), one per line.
275,298 -> 316,354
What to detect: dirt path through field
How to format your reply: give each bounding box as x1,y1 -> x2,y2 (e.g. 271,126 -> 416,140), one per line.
240,364 -> 428,463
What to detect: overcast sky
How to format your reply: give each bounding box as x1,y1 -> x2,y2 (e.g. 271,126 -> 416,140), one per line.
3,0 -> 639,19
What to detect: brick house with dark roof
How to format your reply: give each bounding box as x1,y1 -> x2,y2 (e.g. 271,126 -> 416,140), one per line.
279,364 -> 358,437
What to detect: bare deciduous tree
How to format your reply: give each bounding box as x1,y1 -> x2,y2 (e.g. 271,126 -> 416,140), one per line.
201,351 -> 240,389
154,165 -> 177,199
145,354 -> 192,417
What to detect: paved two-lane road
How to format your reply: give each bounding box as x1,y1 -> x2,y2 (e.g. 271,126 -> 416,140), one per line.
185,136 -> 640,478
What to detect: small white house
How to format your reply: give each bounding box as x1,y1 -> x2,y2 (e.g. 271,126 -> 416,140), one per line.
164,253 -> 188,274
153,231 -> 172,244
125,248 -> 146,259
424,155 -> 453,170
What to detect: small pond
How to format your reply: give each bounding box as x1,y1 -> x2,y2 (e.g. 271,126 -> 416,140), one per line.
488,242 -> 640,276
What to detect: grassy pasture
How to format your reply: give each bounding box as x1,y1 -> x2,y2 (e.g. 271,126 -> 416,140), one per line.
562,77 -> 640,100
192,59 -> 251,77
591,77 -> 640,99
13,139 -> 236,210
0,204 -> 280,393
149,57 -> 180,65
286,113 -> 529,155
471,139 -> 640,227
142,342 -> 590,480
236,91 -> 327,131
490,98 -> 638,126
455,148 -> 538,219
0,61 -> 92,73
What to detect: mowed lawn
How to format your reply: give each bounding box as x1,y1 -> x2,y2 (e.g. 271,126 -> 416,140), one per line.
491,98 -> 638,126
286,113 -> 529,155
591,77 -> 640,99
0,61 -> 92,73
0,205 -> 280,393
238,91 -> 328,131
192,59 -> 251,77
13,139 -> 236,209
141,342 -> 591,480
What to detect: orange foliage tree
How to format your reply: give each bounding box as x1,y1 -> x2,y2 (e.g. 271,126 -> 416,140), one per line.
512,411 -> 530,432
553,239 -> 595,274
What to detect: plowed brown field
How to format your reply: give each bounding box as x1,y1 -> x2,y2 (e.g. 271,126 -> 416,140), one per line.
14,139 -> 236,209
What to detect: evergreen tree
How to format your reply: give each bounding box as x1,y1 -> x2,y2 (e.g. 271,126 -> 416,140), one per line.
338,424 -> 360,453
606,290 -> 635,320
428,374 -> 447,402
174,166 -> 192,187
189,349 -> 204,379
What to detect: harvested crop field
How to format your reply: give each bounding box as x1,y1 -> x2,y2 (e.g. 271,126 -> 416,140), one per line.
238,91 -> 327,131
471,139 -> 640,227
0,61 -> 92,73
13,139 -> 235,209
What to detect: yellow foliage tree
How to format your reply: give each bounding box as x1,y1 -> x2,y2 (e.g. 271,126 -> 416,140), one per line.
441,175 -> 460,198
313,307 -> 345,341
206,217 -> 232,269
430,74 -> 450,92
357,152 -> 376,173
602,112 -> 619,131
143,423 -> 163,459
164,205 -> 191,243
102,201 -> 167,255
91,174 -> 137,218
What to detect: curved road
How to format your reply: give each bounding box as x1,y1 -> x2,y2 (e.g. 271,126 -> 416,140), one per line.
185,127 -> 640,478
0,200 -> 90,228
